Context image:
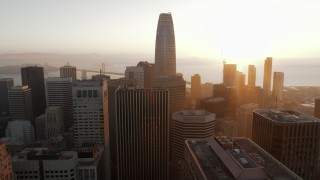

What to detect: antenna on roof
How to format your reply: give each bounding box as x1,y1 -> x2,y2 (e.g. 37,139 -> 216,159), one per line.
221,48 -> 226,64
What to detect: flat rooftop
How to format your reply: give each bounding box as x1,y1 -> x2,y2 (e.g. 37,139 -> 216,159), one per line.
255,109 -> 320,123
12,148 -> 75,161
186,136 -> 301,180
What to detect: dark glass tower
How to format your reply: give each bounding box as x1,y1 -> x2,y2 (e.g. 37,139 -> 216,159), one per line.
116,87 -> 169,180
0,78 -> 14,115
155,13 -> 176,76
21,66 -> 46,118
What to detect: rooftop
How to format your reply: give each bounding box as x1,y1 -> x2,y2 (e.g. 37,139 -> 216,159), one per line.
12,148 -> 75,161
186,136 -> 301,180
255,109 -> 320,123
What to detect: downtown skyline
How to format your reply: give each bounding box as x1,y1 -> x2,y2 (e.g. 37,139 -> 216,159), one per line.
1,0 -> 320,65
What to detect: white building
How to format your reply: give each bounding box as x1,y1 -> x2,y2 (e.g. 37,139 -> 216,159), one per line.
73,80 -> 108,146
12,148 -> 78,180
77,143 -> 105,180
5,120 -> 34,144
236,103 -> 258,139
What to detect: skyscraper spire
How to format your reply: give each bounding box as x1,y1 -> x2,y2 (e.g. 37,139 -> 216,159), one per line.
155,13 -> 176,76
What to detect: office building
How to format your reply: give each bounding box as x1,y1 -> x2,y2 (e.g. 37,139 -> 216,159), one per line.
0,142 -> 12,180
125,61 -> 156,89
115,88 -> 169,180
272,72 -> 284,101
9,86 -> 33,122
201,82 -> 213,98
12,148 -> 78,180
263,57 -> 272,95
0,78 -> 14,115
73,80 -> 108,146
236,103 -> 258,139
45,77 -> 73,131
223,64 -> 237,87
21,66 -> 46,117
248,65 -> 256,87
314,99 -> 320,119
35,114 -> 46,141
5,120 -> 34,144
155,13 -> 176,76
172,110 -> 215,159
197,97 -> 226,118
191,74 -> 201,99
60,64 -> 77,81
107,78 -> 136,180
252,110 -> 320,180
183,136 -> 301,180
76,143 -> 106,180
45,106 -> 63,139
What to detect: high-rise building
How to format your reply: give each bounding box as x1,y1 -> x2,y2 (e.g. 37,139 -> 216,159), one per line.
248,65 -> 256,87
252,110 -> 320,180
73,80 -> 108,146
183,136 -> 301,180
155,13 -> 176,76
172,110 -> 215,159
201,82 -> 213,98
107,78 -> 136,180
45,77 -> 73,131
60,64 -> 77,81
72,79 -> 110,179
238,72 -> 246,88
45,106 -> 63,139
76,143 -> 106,180
314,99 -> 320,119
272,72 -> 284,101
9,86 -> 33,122
12,148 -> 78,180
191,74 -> 201,99
115,87 -> 169,180
21,66 -> 46,117
5,120 -> 35,144
263,57 -> 272,95
35,114 -> 46,141
0,142 -> 12,180
236,103 -> 258,139
223,64 -> 237,87
125,61 -> 156,88
0,78 -> 14,115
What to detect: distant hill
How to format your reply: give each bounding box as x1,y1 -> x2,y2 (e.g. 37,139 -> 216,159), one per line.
0,64 -> 58,75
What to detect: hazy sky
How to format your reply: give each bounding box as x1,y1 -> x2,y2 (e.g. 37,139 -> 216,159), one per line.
1,0 -> 320,64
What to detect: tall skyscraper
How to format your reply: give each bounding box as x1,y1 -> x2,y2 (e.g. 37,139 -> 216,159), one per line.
115,87 -> 169,180
263,57 -> 272,95
248,65 -> 256,87
223,64 -> 237,87
73,80 -> 108,146
0,78 -> 14,115
21,66 -> 46,117
45,106 -> 63,139
155,13 -> 176,76
272,72 -> 284,101
191,74 -> 201,99
45,77 -> 73,131
0,142 -> 12,180
236,103 -> 258,139
73,79 -> 110,179
183,136 -> 301,180
107,79 -> 136,180
9,86 -> 33,122
252,110 -> 320,180
314,99 -> 320,119
125,61 -> 156,88
60,64 -> 77,81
